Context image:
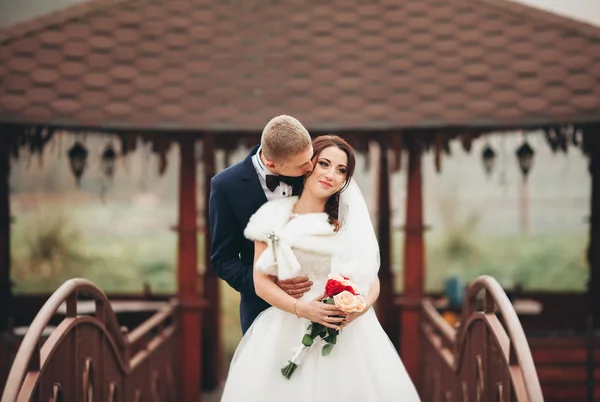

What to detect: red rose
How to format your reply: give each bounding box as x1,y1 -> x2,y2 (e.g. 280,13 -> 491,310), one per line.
325,279 -> 345,297
343,285 -> 357,295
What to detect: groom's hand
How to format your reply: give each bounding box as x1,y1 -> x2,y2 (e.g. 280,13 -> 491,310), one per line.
275,276 -> 312,299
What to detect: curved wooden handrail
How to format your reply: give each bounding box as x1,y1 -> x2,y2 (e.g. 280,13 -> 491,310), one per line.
420,299 -> 457,401
128,299 -> 178,345
422,299 -> 456,346
16,316 -> 129,401
1,278 -> 180,402
419,275 -> 544,402
45,317 -> 129,373
456,275 -> 543,402
457,312 -> 530,400
128,299 -> 180,359
2,278 -> 128,402
421,299 -> 457,372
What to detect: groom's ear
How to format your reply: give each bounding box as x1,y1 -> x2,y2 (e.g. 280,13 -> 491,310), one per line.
264,160 -> 277,170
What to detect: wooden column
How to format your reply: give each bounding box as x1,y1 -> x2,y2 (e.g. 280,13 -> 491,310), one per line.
400,138 -> 425,385
587,129 -> 600,329
202,133 -> 221,390
0,136 -> 10,331
375,140 -> 397,346
177,135 -> 202,402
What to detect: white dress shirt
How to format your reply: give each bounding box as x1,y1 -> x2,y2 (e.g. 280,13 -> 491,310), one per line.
251,146 -> 294,201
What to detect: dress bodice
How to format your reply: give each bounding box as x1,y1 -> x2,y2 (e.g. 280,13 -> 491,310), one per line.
292,248 -> 332,301
294,249 -> 331,282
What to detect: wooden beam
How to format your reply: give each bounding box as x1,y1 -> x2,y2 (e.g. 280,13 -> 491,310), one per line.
176,135 -> 202,402
201,133 -> 221,390
375,140 -> 397,346
400,138 -> 425,386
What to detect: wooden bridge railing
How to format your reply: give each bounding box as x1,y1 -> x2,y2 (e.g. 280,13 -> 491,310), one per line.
1,278 -> 180,402
421,275 -> 544,402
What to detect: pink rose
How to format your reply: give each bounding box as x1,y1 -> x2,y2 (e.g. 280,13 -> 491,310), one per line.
333,291 -> 359,313
354,295 -> 367,312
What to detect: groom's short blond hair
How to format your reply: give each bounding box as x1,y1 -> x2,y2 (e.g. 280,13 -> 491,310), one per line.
261,115 -> 311,162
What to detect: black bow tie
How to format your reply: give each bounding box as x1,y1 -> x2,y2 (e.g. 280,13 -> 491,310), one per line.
265,174 -> 301,192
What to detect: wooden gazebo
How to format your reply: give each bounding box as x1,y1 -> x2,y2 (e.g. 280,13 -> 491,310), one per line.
1,0 -> 599,400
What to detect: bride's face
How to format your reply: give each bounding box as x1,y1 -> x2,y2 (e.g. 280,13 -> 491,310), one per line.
304,146 -> 348,199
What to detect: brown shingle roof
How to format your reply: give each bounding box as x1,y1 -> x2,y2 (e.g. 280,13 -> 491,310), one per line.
1,0 -> 599,131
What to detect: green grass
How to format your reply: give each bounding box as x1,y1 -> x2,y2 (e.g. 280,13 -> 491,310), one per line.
10,201 -> 179,293
422,231 -> 588,292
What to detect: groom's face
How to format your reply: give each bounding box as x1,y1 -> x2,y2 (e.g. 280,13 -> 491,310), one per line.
274,145 -> 314,177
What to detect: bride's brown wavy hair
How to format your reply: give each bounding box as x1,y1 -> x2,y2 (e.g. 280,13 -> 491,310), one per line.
300,135 -> 356,231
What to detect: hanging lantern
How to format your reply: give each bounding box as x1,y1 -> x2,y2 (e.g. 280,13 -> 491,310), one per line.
101,144 -> 117,179
152,137 -> 170,176
481,144 -> 496,175
515,141 -> 534,177
460,135 -> 473,153
434,137 -> 442,174
68,142 -> 88,186
544,128 -> 559,152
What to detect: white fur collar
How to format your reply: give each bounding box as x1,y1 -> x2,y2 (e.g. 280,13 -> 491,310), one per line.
244,197 -> 338,279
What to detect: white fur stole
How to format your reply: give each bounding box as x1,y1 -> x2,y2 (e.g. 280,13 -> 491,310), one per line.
243,197 -> 338,280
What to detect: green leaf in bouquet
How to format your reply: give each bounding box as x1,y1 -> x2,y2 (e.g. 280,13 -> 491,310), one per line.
322,342 -> 334,356
319,326 -> 328,339
310,323 -> 320,338
302,334 -> 313,346
323,297 -> 335,305
281,361 -> 298,379
327,329 -> 337,345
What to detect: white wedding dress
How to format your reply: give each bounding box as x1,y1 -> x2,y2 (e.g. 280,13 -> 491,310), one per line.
220,196 -> 421,402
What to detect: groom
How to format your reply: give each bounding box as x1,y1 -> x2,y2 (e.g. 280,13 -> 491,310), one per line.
209,115 -> 315,334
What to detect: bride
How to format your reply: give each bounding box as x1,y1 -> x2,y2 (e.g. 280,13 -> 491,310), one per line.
220,135 -> 421,401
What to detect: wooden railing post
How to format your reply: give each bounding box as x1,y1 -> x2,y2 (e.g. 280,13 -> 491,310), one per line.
421,276 -> 543,402
400,137 -> 425,385
2,278 -> 182,401
176,135 -> 202,402
202,132 -> 221,390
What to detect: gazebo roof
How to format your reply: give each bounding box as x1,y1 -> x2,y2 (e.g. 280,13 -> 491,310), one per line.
0,0 -> 599,132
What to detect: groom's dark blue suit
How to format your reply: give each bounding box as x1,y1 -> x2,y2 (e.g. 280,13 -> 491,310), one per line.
208,146 -> 301,334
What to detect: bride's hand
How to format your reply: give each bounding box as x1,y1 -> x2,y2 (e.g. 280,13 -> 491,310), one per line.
339,310 -> 365,329
297,293 -> 347,330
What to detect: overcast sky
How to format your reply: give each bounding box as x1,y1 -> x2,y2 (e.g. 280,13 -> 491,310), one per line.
1,0 -> 599,28
514,0 -> 600,26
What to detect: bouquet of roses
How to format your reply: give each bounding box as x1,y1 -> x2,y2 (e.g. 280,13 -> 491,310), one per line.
281,273 -> 367,379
